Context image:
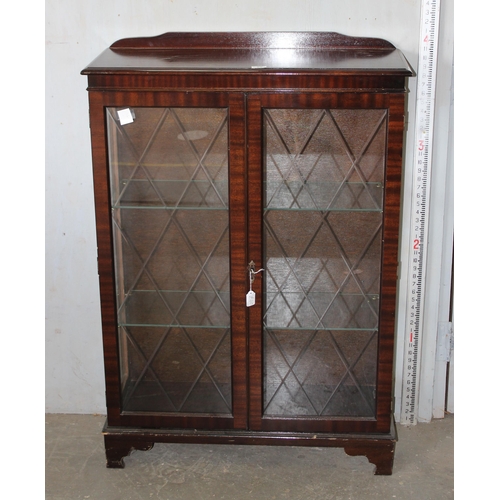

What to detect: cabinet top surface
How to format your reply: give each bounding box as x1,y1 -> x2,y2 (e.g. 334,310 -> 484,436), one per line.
82,32 -> 413,76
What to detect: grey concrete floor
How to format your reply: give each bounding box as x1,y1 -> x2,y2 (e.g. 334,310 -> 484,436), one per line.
46,413 -> 453,500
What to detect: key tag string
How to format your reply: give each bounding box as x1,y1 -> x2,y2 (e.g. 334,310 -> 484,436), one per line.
246,262 -> 264,307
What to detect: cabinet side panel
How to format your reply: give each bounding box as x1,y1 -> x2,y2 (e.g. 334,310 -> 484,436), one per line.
88,91 -> 122,423
376,94 -> 407,431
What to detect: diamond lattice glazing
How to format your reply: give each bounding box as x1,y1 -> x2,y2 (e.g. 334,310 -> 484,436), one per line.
262,108 -> 387,417
106,107 -> 232,414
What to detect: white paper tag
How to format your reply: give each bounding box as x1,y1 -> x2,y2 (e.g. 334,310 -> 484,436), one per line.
246,290 -> 256,307
117,108 -> 135,125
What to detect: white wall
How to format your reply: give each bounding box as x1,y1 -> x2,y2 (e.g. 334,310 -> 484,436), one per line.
45,0 -> 451,415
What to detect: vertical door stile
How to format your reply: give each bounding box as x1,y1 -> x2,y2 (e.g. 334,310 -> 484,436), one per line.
247,95 -> 265,430
228,93 -> 249,429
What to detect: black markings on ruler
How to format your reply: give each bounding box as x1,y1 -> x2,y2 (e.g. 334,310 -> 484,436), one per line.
402,0 -> 440,425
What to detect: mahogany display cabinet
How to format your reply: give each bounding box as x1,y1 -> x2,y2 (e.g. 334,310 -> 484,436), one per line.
82,31 -> 414,475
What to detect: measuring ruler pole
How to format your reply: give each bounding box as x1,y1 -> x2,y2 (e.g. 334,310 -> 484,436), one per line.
400,0 -> 441,425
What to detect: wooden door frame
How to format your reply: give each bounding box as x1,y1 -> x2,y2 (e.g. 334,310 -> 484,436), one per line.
88,90 -> 249,430
246,92 -> 407,434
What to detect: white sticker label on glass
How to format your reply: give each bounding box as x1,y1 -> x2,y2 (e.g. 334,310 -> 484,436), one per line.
117,108 -> 135,125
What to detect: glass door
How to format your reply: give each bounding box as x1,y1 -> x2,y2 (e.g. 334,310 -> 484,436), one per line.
108,106 -> 232,414
247,93 -> 398,433
99,93 -> 248,429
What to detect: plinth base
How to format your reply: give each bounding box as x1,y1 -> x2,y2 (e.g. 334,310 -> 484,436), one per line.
103,419 -> 397,475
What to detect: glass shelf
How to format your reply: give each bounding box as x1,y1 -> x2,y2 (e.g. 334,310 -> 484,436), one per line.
265,181 -> 384,211
113,205 -> 228,210
112,178 -> 229,209
117,290 -> 231,328
264,290 -> 380,330
264,291 -> 379,298
119,322 -> 230,329
264,326 -> 378,332
264,207 -> 383,213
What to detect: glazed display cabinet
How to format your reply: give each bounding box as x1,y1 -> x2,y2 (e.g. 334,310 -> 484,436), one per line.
82,32 -> 413,475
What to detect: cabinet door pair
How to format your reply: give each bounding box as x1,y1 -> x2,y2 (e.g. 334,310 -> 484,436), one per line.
90,90 -> 404,435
